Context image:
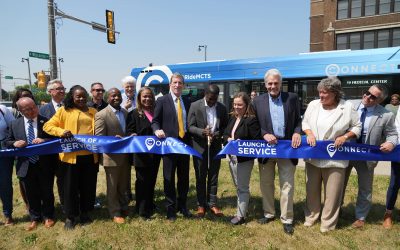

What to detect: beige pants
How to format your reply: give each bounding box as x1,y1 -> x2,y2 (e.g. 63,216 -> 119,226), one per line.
304,163 -> 346,231
104,164 -> 131,218
259,158 -> 296,224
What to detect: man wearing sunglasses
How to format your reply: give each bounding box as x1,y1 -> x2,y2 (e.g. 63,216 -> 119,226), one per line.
88,82 -> 107,112
343,84 -> 398,229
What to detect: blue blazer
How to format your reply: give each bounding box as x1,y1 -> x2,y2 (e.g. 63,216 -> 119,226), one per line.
39,102 -> 56,119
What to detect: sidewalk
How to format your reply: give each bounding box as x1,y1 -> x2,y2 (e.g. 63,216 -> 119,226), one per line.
297,159 -> 391,176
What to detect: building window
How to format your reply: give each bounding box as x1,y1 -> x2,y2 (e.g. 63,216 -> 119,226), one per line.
351,0 -> 362,17
395,0 -> 400,12
338,0 -> 349,19
377,29 -> 390,47
338,0 -> 400,19
350,33 -> 361,49
365,0 -> 377,15
337,34 -> 348,50
393,28 -> 400,46
379,0 -> 391,14
363,31 -> 375,49
336,28 -> 399,49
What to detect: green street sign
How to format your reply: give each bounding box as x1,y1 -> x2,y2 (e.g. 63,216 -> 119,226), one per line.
4,76 -> 13,79
29,51 -> 49,60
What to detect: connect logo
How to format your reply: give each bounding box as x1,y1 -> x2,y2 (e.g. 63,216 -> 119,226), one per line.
136,65 -> 173,93
326,143 -> 337,158
145,138 -> 155,151
325,64 -> 340,76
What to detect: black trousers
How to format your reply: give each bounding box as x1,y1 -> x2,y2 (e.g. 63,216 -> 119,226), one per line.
55,159 -> 65,206
21,161 -> 55,221
163,153 -> 190,212
135,154 -> 161,216
63,155 -> 97,218
193,144 -> 221,208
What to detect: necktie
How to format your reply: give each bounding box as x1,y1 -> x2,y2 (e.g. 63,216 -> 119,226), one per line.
177,98 -> 185,138
357,107 -> 367,143
27,120 -> 39,164
57,103 -> 62,108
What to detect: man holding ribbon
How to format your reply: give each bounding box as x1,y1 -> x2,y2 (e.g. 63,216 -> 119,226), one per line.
5,97 -> 57,231
252,68 -> 302,235
188,84 -> 228,218
343,84 -> 397,229
152,72 -> 192,221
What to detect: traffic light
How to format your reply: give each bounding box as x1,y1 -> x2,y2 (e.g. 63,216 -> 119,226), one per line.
106,10 -> 115,44
37,71 -> 47,89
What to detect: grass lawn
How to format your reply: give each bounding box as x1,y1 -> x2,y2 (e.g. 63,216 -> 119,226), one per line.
0,159 -> 399,249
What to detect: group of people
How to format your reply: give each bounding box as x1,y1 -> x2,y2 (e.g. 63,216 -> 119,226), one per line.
0,69 -> 399,235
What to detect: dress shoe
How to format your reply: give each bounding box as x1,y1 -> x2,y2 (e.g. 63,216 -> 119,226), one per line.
121,210 -> 130,217
26,221 -> 38,231
113,216 -> 125,224
196,207 -> 206,218
210,206 -> 224,217
80,213 -> 93,225
230,216 -> 245,225
44,219 -> 55,228
258,216 -> 275,224
352,219 -> 365,228
167,208 -> 177,222
64,218 -> 76,230
179,208 -> 192,218
383,212 -> 393,229
4,217 -> 14,226
283,223 -> 294,235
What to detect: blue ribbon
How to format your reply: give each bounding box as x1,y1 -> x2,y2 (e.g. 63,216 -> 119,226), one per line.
216,140 -> 400,162
0,135 -> 202,159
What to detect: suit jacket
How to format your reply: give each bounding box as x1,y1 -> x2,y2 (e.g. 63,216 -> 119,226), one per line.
94,105 -> 129,167
223,115 -> 261,162
5,115 -> 56,178
302,99 -> 361,168
349,100 -> 398,168
188,98 -> 228,154
39,102 -> 56,119
253,92 -> 302,164
151,93 -> 191,142
126,108 -> 161,168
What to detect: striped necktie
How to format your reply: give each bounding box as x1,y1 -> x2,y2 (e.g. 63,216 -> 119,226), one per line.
177,98 -> 185,138
27,119 -> 39,164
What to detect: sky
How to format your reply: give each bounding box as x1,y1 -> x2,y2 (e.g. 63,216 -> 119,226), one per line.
0,0 -> 310,92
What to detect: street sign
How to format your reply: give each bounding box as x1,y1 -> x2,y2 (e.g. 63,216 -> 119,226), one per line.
4,76 -> 13,79
29,51 -> 49,60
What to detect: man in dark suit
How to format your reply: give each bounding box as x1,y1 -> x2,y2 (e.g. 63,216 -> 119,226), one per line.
188,84 -> 228,217
5,97 -> 57,231
253,68 -> 302,235
152,72 -> 192,221
39,79 -> 65,208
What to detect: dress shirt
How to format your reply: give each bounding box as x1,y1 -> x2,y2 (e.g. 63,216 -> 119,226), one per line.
108,105 -> 126,134
204,99 -> 217,133
268,93 -> 285,138
357,103 -> 376,142
23,117 -> 38,140
171,92 -> 187,132
52,99 -> 63,112
121,93 -> 136,112
0,105 -> 15,140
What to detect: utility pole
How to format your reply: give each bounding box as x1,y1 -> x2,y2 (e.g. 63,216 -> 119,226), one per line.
48,0 -> 58,80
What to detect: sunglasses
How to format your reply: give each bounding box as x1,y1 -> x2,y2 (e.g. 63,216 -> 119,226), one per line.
92,89 -> 105,93
364,90 -> 378,100
53,87 -> 66,91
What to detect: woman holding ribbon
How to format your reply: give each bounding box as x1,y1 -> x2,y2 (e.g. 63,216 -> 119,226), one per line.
126,87 -> 161,219
302,77 -> 361,233
44,85 -> 98,230
223,92 -> 260,225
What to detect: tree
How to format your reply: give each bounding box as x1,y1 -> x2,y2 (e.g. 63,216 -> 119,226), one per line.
9,85 -> 51,104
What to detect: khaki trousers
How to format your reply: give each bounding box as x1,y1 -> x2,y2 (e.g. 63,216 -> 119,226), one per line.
259,158 -> 295,224
105,164 -> 130,218
304,163 -> 346,231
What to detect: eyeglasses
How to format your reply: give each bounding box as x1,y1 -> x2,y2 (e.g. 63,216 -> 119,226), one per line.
364,90 -> 378,100
92,89 -> 105,93
53,87 -> 66,91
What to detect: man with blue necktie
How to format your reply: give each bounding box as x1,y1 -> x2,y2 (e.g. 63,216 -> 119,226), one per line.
5,97 -> 58,231
344,84 -> 398,228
